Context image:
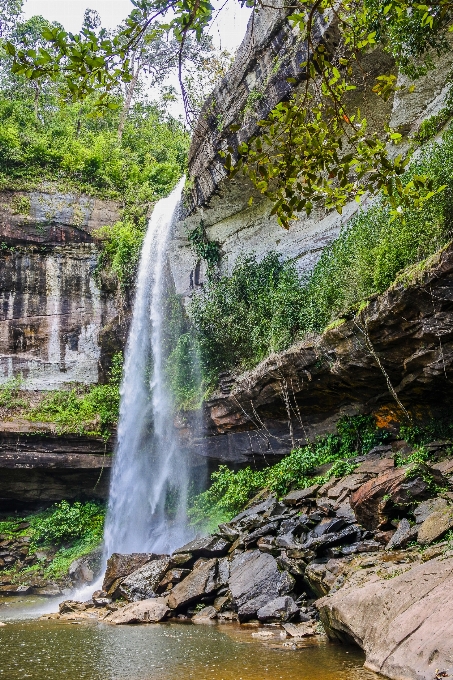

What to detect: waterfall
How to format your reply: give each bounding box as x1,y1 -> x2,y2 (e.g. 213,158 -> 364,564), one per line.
104,177 -> 192,556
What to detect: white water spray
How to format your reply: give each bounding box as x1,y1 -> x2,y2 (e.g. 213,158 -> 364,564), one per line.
104,177 -> 192,556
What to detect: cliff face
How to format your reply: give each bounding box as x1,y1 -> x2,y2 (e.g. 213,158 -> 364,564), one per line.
0,188 -> 122,508
0,189 -> 121,390
186,244 -> 453,465
168,7 -> 453,296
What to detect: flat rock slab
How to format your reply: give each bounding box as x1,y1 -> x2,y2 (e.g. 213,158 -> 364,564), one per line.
173,535 -> 230,557
106,598 -> 170,624
317,556 -> 453,680
282,486 -> 319,505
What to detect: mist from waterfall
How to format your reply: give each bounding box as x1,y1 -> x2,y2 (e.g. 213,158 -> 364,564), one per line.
103,177 -> 193,556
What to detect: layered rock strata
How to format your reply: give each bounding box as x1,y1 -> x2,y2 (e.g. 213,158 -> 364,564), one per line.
190,243 -> 453,465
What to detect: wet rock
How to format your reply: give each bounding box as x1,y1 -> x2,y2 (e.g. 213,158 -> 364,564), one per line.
282,621 -> 319,637
118,558 -> 172,602
173,535 -> 230,558
167,558 -> 219,609
340,541 -> 381,556
303,525 -> 360,554
414,497 -> 450,524
192,605 -> 217,623
32,585 -> 61,596
385,518 -> 417,550
0,584 -> 31,595
256,535 -> 277,554
59,600 -> 87,614
92,590 -> 112,607
417,506 -> 453,545
102,553 -> 156,595
228,550 -> 295,621
257,596 -> 299,623
312,517 -> 346,537
277,552 -> 306,577
106,598 -> 170,624
282,486 -> 320,506
213,595 -> 230,611
244,522 -> 279,548
69,558 -> 94,587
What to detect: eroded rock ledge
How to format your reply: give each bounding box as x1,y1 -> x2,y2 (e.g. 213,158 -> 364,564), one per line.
195,243 -> 453,465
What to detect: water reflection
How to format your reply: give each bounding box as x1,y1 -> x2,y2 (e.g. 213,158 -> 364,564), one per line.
0,600 -> 382,680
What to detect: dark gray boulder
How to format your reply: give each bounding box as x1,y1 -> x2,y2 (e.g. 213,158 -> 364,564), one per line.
385,518 -> 417,550
228,550 -> 295,621
257,596 -> 299,622
118,558 -> 172,602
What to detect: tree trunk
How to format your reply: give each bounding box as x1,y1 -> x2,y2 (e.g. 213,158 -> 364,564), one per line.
117,60 -> 140,142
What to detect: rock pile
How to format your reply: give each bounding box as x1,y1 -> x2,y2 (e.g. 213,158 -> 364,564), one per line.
55,445 -> 453,636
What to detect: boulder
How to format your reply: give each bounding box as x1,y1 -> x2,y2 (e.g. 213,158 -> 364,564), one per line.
167,558 -> 219,609
102,553 -> 156,595
385,518 -> 417,550
244,522 -> 279,547
414,497 -> 450,524
317,556 -> 453,680
326,475 -> 369,502
118,558 -> 172,602
0,584 -> 31,595
106,598 -> 170,624
173,535 -> 230,558
417,506 -> 453,545
350,467 -> 441,530
257,596 -> 299,622
192,605 -> 218,623
228,550 -> 295,621
157,568 -> 191,590
68,558 -> 94,587
282,621 -> 319,637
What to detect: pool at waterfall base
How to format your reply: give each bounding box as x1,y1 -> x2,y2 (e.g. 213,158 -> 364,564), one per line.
0,596 -> 382,680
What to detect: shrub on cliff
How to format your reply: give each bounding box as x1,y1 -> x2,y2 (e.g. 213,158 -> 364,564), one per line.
189,415 -> 388,529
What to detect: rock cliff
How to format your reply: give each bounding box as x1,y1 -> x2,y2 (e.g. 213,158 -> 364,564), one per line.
0,188 -> 122,390
0,188 -> 122,507
168,6 -> 453,296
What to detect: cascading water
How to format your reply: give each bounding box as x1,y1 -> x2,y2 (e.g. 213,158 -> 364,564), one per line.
104,177 -> 192,556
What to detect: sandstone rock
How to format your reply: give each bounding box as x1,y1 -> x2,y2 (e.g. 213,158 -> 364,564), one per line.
59,600 -> 87,614
228,550 -> 295,621
106,598 -> 170,624
317,556 -> 453,680
385,518 -> 417,550
157,568 -> 191,590
118,558 -> 172,602
417,506 -> 453,545
350,467 -> 436,530
326,475 -> 369,501
354,457 -> 395,476
282,621 -> 318,638
257,596 -> 299,623
282,486 -> 320,505
192,605 -> 217,623
173,535 -> 230,558
167,558 -> 219,609
102,553 -> 156,595
414,497 -> 449,524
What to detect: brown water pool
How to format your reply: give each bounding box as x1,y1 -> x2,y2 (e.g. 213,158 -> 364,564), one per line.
0,596 -> 382,680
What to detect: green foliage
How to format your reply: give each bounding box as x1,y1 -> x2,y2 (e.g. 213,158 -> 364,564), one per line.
188,415 -> 388,529
189,128 -> 453,387
186,221 -> 221,273
0,500 -> 105,580
0,374 -> 26,410
28,352 -> 122,437
399,417 -> 453,446
95,219 -> 145,288
190,252 -> 305,380
29,500 -> 104,547
0,93 -> 189,203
